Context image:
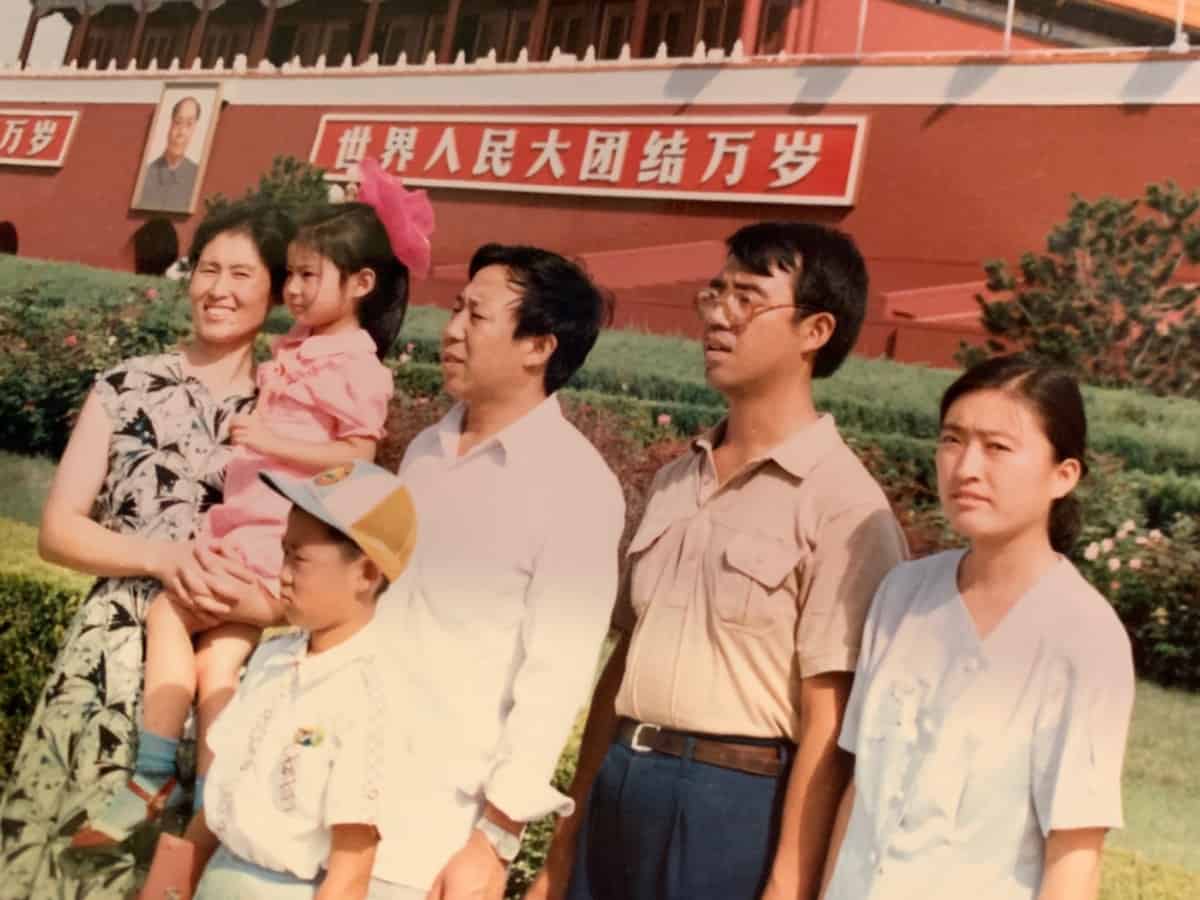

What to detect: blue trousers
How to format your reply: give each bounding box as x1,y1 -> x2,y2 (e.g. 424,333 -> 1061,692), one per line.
566,737 -> 792,900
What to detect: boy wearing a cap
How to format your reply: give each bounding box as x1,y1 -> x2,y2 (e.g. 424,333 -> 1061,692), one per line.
160,461 -> 417,900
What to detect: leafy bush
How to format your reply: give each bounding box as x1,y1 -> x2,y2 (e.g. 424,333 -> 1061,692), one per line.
204,155 -> 330,218
0,259 -> 190,456
964,182 -> 1200,398
1078,516 -> 1200,690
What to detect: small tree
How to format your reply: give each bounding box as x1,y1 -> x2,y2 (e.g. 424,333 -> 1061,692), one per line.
961,182 -> 1200,398
204,154 -> 331,216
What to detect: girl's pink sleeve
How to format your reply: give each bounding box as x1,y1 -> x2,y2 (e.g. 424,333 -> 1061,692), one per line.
311,355 -> 395,441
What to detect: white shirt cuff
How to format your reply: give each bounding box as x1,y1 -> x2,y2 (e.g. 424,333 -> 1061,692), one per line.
484,762 -> 576,824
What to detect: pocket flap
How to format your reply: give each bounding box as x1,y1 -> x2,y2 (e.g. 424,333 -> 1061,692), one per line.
627,516 -> 674,556
723,534 -> 802,590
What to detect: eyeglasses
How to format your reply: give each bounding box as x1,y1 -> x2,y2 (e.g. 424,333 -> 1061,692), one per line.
693,285 -> 819,329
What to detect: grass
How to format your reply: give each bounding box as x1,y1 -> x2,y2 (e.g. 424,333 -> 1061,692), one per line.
0,518 -> 90,591
1109,681 -> 1200,872
0,452 -> 56,526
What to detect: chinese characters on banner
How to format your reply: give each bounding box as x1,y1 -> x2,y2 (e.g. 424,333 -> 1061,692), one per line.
0,110 -> 80,168
311,115 -> 867,206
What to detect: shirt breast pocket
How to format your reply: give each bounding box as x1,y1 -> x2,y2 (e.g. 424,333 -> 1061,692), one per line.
714,533 -> 805,632
626,516 -> 678,614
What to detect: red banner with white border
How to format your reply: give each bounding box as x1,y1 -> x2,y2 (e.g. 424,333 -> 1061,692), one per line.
0,110 -> 80,168
311,114 -> 867,206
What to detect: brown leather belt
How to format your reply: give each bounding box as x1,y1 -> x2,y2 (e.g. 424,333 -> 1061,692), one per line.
616,719 -> 789,778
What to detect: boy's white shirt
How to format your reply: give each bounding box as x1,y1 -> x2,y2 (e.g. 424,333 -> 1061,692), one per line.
203,622 -> 388,881
372,394 -> 625,890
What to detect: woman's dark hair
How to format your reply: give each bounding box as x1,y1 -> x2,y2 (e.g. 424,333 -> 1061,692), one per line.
939,353 -> 1088,554
189,200 -> 294,302
132,218 -> 179,276
725,222 -> 869,379
293,203 -> 410,360
468,243 -> 612,394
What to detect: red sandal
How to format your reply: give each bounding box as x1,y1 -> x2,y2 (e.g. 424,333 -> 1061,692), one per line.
69,776 -> 180,850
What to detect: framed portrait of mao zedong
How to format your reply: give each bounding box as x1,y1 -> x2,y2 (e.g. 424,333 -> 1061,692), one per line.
131,83 -> 222,215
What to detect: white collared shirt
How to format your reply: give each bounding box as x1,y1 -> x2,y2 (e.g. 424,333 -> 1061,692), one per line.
373,394 -> 625,889
204,623 -> 388,880
826,550 -> 1134,900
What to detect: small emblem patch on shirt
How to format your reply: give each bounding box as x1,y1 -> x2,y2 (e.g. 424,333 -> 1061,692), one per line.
294,726 -> 325,747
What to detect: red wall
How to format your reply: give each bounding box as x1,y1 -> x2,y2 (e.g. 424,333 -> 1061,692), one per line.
814,0 -> 1057,54
3,96 -> 1197,363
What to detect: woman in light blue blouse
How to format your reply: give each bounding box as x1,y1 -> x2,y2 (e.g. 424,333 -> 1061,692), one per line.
821,354 -> 1134,900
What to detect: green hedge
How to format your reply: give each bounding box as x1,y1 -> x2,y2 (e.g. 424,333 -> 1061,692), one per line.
0,520 -> 88,784
396,333 -> 1200,476
6,254 -> 1200,477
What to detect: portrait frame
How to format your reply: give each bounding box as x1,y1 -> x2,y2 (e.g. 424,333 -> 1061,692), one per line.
130,82 -> 223,216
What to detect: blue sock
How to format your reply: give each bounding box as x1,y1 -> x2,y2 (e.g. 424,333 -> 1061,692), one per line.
134,730 -> 179,778
193,776 -> 206,815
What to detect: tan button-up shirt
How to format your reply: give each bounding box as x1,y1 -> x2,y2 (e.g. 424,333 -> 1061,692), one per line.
613,414 -> 909,741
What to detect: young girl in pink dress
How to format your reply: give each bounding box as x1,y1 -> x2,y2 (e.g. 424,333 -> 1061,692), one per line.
72,160 -> 434,848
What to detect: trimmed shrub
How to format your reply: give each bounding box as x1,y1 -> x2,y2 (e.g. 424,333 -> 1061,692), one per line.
0,520 -> 89,782
0,258 -> 190,456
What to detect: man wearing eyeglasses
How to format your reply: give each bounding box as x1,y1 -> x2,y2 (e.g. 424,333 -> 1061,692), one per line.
525,222 -> 909,900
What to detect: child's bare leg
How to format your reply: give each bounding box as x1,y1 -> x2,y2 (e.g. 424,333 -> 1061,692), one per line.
183,808 -> 222,887
144,590 -> 213,738
192,622 -> 259,811
71,590 -> 211,849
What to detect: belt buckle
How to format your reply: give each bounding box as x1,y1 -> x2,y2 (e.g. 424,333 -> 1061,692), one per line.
630,722 -> 660,753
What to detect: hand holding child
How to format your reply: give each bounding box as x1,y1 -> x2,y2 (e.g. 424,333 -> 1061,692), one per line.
229,408 -> 277,456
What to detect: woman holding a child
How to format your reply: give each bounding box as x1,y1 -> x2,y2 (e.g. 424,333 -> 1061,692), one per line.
0,201 -> 292,899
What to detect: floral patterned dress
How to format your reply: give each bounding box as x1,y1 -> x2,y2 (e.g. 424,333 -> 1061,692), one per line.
0,353 -> 255,899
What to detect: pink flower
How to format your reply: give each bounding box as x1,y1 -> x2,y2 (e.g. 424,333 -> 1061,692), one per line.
1129,558 -> 1143,571
1107,557 -> 1121,572
397,352 -> 412,366
405,342 -> 415,354
63,334 -> 78,347
1149,529 -> 1165,543
656,413 -> 672,427
1135,536 -> 1149,546
1083,542 -> 1100,561
145,287 -> 159,300
1101,538 -> 1114,553
1110,580 -> 1121,591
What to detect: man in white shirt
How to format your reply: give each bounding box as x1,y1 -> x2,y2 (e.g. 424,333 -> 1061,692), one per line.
372,244 -> 626,899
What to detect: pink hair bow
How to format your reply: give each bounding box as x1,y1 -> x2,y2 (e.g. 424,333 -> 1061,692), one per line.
358,157 -> 435,279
